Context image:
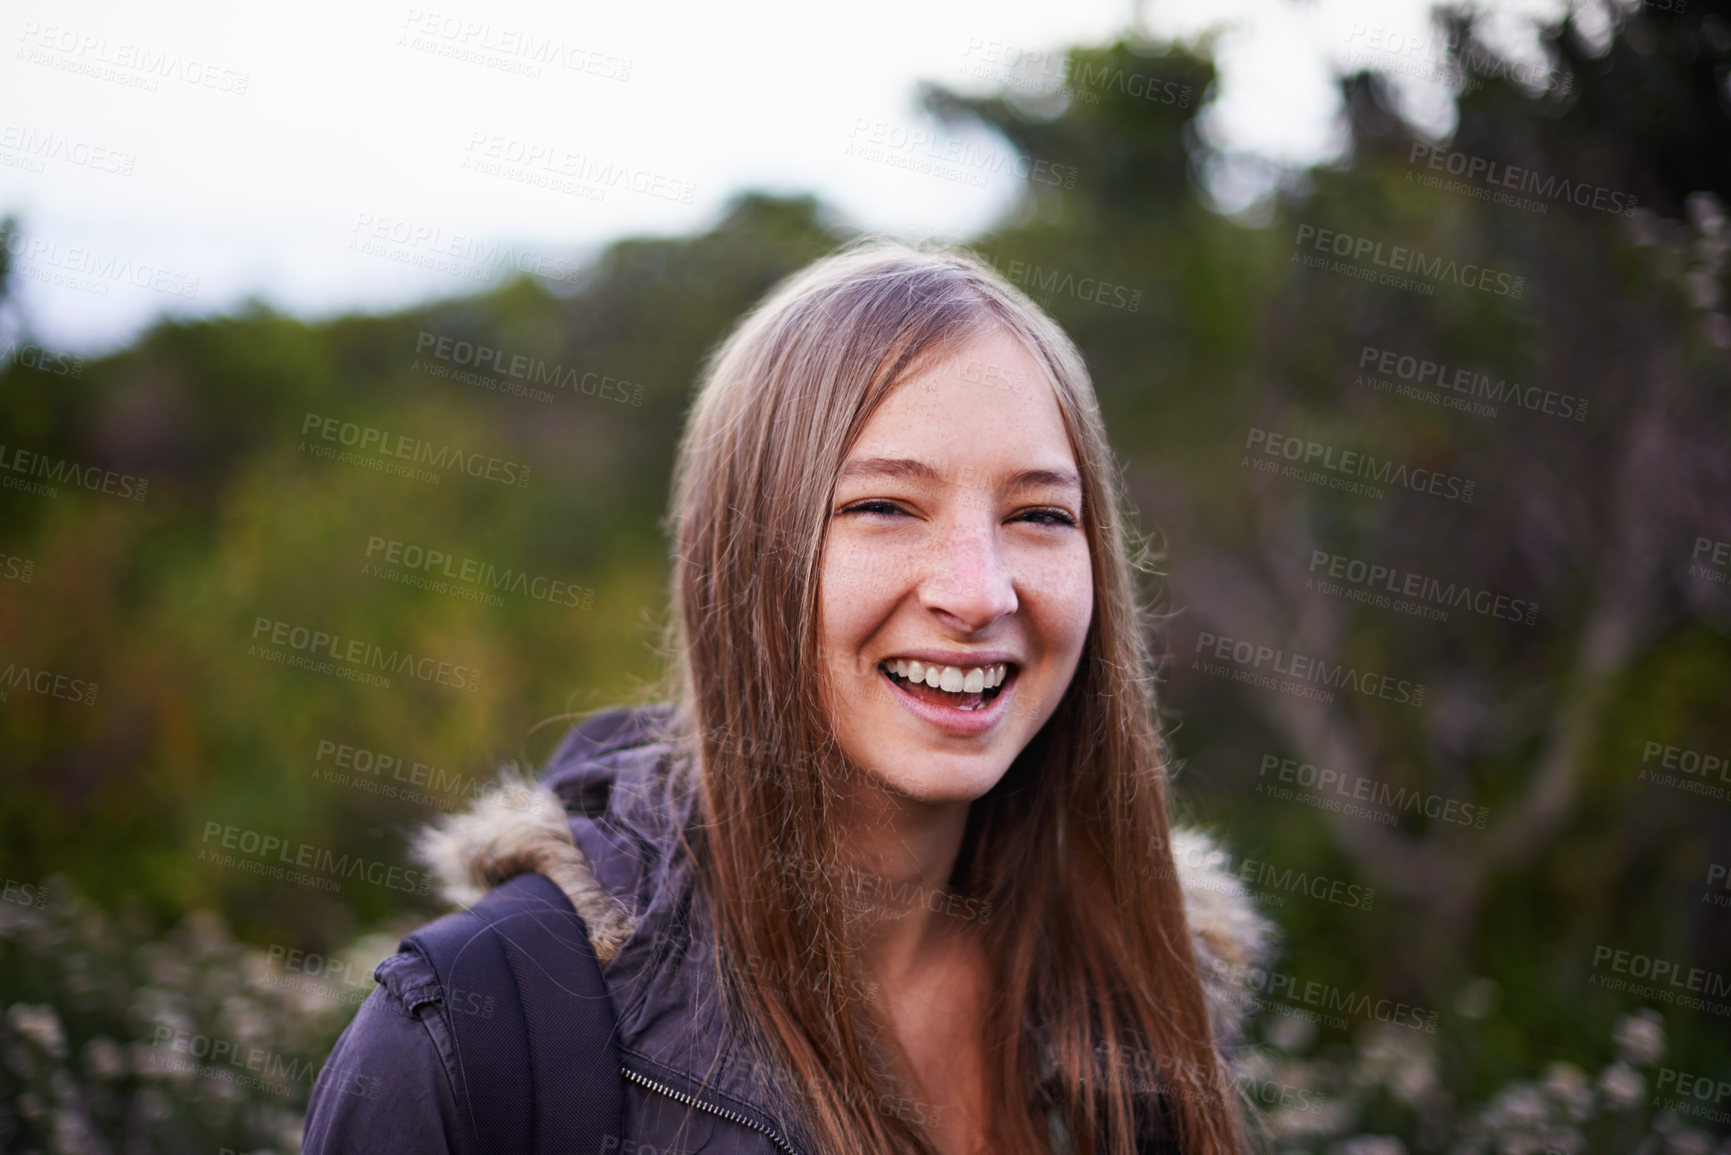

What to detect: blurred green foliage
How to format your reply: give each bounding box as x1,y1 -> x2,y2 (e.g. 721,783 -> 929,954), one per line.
3,3 -> 1730,1149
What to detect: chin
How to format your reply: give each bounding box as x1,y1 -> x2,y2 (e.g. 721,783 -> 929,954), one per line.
866,747 -> 1011,805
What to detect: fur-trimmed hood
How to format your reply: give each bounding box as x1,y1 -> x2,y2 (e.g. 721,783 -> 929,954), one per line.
413,705 -> 1279,1056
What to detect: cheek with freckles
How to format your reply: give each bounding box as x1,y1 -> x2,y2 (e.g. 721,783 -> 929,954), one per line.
1003,556 -> 1092,668
815,542 -> 916,676
1021,558 -> 1093,635
821,538 -> 923,602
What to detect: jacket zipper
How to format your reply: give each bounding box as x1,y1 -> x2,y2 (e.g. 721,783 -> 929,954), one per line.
621,1065 -> 803,1155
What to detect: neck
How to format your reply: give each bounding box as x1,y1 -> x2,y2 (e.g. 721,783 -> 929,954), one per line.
830,778 -> 977,989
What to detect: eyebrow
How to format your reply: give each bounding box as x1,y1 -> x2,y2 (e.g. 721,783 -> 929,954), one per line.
836,455 -> 1082,494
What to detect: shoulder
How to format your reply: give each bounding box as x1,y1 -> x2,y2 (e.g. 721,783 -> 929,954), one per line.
302,951 -> 469,1155
409,704 -> 678,964
1167,826 -> 1280,1050
407,705 -> 1277,1048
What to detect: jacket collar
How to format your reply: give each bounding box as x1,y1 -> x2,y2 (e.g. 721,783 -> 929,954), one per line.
414,705 -> 817,1139
413,704 -> 1278,1138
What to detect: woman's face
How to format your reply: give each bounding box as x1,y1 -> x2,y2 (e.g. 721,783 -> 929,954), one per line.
817,327 -> 1094,805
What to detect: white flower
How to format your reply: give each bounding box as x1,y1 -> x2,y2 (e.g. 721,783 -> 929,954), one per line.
1542,1062 -> 1593,1123
184,908 -> 230,956
1665,1131 -> 1711,1155
1597,1061 -> 1643,1110
82,1036 -> 126,1080
1686,191 -> 1726,236
1489,1083 -> 1549,1129
1685,271 -> 1719,310
1390,1050 -> 1438,1105
1612,1009 -> 1665,1067
1266,1012 -> 1316,1054
6,1003 -> 67,1057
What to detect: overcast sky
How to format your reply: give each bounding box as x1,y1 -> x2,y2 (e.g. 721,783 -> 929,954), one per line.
1,0 -> 1587,355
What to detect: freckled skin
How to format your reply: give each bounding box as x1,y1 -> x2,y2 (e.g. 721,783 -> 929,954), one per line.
817,325 -> 1094,808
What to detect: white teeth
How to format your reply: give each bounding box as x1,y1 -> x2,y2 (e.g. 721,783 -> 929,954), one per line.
883,660 -> 1013,693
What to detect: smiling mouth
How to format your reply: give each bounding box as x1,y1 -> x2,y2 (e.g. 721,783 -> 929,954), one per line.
877,660 -> 1015,712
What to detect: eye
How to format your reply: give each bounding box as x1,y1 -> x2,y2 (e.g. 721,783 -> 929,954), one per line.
838,500 -> 1078,527
1014,507 -> 1078,528
838,500 -> 906,518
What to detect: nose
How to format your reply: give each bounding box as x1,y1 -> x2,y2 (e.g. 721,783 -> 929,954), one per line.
918,520 -> 1018,632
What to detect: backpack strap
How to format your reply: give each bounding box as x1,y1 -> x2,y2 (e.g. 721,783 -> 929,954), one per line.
400,870 -> 624,1155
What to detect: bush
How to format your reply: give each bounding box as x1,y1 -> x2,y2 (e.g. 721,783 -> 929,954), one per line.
1239,1007 -> 1730,1153
0,877 -> 394,1154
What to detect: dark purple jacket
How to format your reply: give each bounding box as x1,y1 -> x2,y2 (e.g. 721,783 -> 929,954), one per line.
302,705 -> 1275,1153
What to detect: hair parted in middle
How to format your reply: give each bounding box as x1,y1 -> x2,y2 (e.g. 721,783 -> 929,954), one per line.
648,237 -> 1248,1155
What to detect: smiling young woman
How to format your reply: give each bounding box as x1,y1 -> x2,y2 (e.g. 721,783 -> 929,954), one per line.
665,240 -> 1257,1155
304,240 -> 1273,1155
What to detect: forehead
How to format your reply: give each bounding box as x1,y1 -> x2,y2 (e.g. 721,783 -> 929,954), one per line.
842,330 -> 1076,482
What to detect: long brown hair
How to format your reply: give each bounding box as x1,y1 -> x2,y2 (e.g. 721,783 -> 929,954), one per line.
650,238 -> 1246,1154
